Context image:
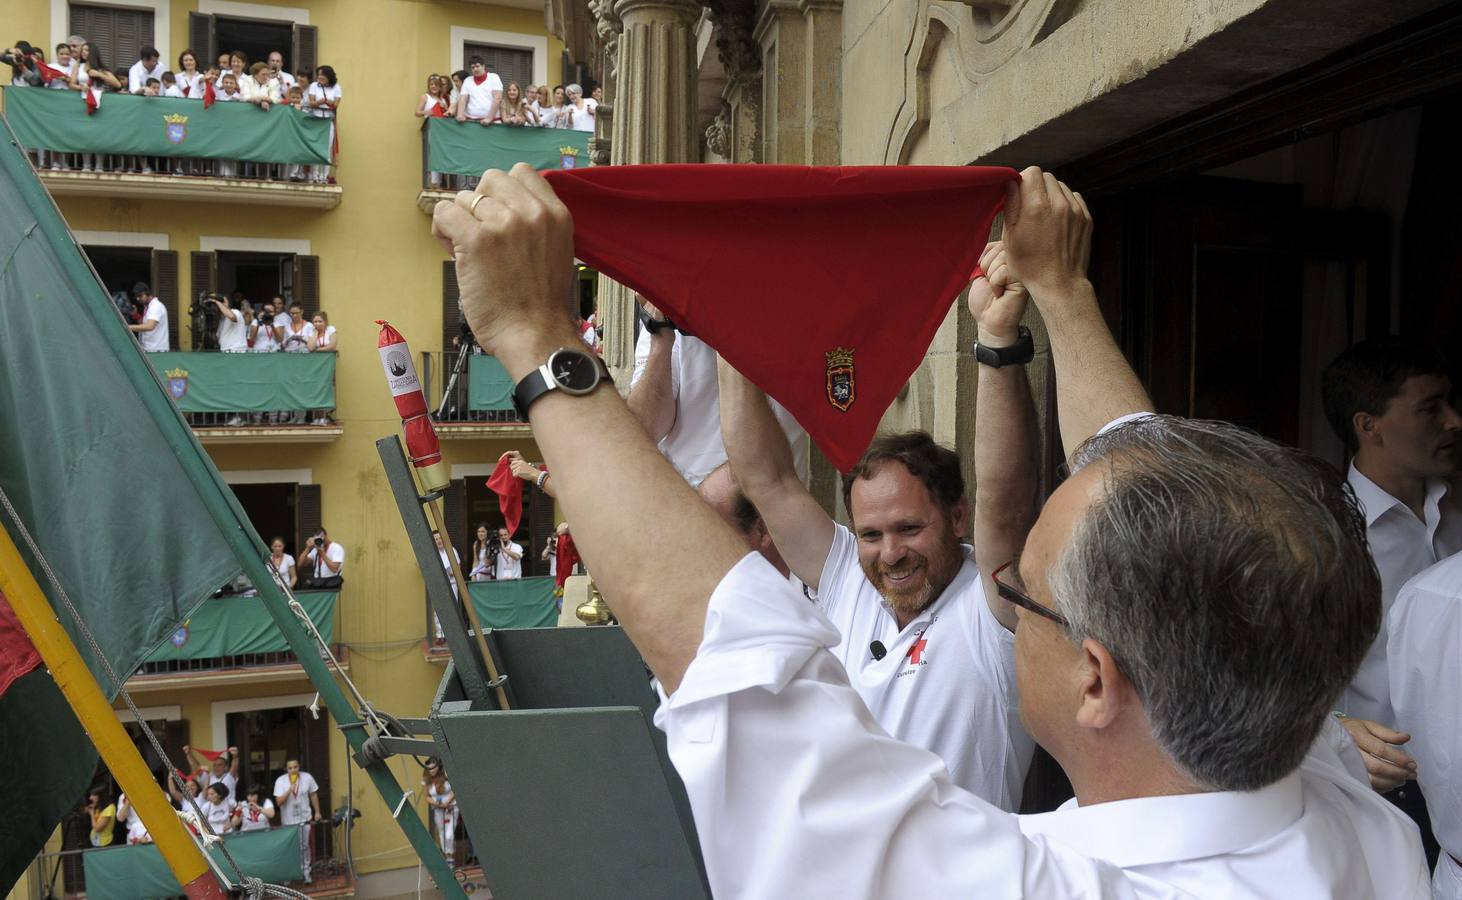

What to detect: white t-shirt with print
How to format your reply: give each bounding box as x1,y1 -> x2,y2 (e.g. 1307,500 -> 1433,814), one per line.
238,799 -> 275,832
197,797 -> 237,834
458,73 -> 502,120
138,298 -> 169,352
217,307 -> 248,352
272,771 -> 319,825
811,525 -> 1033,811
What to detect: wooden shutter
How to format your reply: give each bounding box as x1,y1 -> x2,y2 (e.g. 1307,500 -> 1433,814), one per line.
302,711 -> 331,822
443,479 -> 467,554
190,251 -> 216,351
292,24 -> 318,75
442,260 -> 460,352
162,719 -> 190,777
189,12 -> 216,67
527,481 -> 555,576
294,255 -> 320,318
295,483 -> 322,555
151,250 -> 179,351
465,42 -> 533,90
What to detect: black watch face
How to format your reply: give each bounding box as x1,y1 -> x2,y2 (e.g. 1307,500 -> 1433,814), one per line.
549,349 -> 600,395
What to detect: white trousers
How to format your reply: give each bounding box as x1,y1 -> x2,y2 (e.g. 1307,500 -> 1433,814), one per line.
433,806 -> 457,856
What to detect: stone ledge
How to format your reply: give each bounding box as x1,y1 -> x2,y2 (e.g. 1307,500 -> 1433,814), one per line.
40,170 -> 342,209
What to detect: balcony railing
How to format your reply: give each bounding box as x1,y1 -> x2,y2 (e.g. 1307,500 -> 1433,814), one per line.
417,118 -> 591,211
420,350 -> 526,427
3,87 -> 340,208
144,350 -> 341,440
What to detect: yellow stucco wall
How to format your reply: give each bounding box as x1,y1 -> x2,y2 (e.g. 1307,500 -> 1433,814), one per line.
5,0 -> 565,883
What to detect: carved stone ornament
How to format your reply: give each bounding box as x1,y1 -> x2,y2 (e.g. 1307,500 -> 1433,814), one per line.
884,0 -> 1076,164
705,108 -> 730,158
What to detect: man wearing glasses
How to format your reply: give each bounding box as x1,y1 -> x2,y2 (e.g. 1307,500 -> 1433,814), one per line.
432,162 -> 1428,896
715,247 -> 1041,811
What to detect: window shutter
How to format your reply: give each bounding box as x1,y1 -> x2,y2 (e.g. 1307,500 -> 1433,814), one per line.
189,13 -> 216,67
292,24 -> 318,76
151,250 -> 179,351
190,251 -> 216,350
442,260 -> 460,351
294,255 -> 320,318
295,483 -> 322,556
443,478 -> 467,555
527,481 -> 555,576
162,719 -> 190,776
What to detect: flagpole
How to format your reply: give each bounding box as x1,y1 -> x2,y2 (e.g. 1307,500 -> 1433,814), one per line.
0,528 -> 228,900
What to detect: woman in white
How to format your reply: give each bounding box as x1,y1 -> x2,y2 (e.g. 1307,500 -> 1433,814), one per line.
469,524 -> 493,581
422,758 -> 458,858
238,785 -> 276,832
280,305 -> 315,354
197,783 -> 238,835
175,49 -> 206,99
532,85 -> 554,128
268,536 -> 296,589
498,82 -> 537,126
67,44 -> 121,172
557,84 -> 596,132
308,312 -> 337,425
117,793 -> 152,845
304,66 -> 342,184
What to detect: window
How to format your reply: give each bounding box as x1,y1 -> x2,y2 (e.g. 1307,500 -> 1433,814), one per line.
189,12 -> 317,76
191,250 -> 320,349
70,3 -> 155,73
464,41 -> 534,89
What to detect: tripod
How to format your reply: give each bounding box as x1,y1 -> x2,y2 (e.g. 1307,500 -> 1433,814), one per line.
436,326 -> 475,420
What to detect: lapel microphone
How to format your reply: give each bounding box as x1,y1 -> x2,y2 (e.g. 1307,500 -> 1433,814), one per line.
869,640 -> 887,661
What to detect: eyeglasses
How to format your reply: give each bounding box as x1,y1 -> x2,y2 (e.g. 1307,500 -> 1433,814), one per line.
992,560 -> 1069,629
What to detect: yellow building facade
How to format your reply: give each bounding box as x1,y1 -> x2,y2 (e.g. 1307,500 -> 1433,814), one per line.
3,1 -> 568,896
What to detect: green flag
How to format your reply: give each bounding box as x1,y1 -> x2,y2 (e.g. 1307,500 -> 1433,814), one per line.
0,114 -> 250,890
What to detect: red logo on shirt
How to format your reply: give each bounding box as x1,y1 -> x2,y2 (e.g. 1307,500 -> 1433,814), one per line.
906,636 -> 928,666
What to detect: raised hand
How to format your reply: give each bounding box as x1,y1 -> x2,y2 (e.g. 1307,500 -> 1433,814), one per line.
967,241 -> 1028,346
1340,717 -> 1417,793
1002,166 -> 1092,299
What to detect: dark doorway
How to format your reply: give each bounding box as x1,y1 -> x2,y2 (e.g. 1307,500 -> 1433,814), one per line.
86,245 -> 151,298
217,251 -> 294,309
215,16 -> 294,72
230,482 -> 300,554
227,703 -> 333,857
443,477 -> 550,575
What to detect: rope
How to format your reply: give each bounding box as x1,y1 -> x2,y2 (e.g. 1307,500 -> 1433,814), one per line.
0,485 -> 296,896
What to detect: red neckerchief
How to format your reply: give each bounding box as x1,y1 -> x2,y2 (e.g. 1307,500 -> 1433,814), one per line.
472,73 -> 487,85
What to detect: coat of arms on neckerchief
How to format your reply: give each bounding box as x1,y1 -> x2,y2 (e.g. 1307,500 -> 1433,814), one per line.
825,347 -> 856,412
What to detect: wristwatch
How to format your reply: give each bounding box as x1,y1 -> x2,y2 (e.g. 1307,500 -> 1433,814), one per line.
639,306 -> 677,336
972,326 -> 1034,368
512,347 -> 612,419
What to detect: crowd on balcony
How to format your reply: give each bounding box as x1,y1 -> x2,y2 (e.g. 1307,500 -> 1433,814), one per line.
4,36 -> 341,183
415,57 -> 600,133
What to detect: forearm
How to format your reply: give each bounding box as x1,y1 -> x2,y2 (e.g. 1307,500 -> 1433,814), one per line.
625,335 -> 676,441
973,349 -> 1039,631
495,325 -> 745,692
1040,280 -> 1151,454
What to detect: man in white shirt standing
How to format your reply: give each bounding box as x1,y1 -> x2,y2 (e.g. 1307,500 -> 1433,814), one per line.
630,302 -> 809,488
455,58 -> 502,124
1389,550 -> 1462,898
127,46 -> 164,94
714,243 -> 1039,810
208,294 -> 248,352
127,282 -> 169,352
493,527 -> 523,580
429,162 -> 1430,899
1321,338 -> 1461,855
267,51 -> 295,91
273,759 -> 321,882
298,529 -> 344,587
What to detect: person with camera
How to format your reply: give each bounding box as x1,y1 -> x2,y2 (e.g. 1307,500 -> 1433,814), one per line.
3,42 -> 44,87
208,293 -> 248,353
126,282 -> 169,352
493,526 -> 524,580
248,299 -> 280,352
298,529 -> 344,589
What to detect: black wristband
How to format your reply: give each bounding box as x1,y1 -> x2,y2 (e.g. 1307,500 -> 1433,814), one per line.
973,326 -> 1035,368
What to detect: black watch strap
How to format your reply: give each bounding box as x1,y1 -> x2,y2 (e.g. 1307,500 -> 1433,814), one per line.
973,326 -> 1035,368
512,351 -> 612,419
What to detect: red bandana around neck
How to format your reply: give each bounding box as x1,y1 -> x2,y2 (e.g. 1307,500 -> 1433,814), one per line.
472,73 -> 488,85
542,165 -> 1016,471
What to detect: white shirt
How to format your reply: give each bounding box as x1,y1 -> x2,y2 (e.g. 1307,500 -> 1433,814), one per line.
458,73 -> 502,120
269,552 -> 296,583
313,325 -> 337,351
250,319 -> 279,352
280,320 -> 316,353
439,546 -> 461,597
1388,551 -> 1462,893
238,798 -> 275,832
272,771 -> 318,825
127,59 -> 165,94
138,298 -> 169,352
118,794 -> 151,844
632,331 -> 809,487
305,81 -> 341,118
197,797 -> 236,834
217,307 -> 248,352
240,75 -> 281,104
656,553 -> 1431,900
495,541 -> 523,580
1342,464 -> 1462,724
162,83 -> 185,98
175,71 -> 205,98
309,541 -> 345,579
274,70 -> 296,90
812,525 -> 1031,808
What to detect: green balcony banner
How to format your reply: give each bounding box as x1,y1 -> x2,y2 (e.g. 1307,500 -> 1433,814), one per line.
467,577 -> 558,629
3,87 -> 331,164
83,824 -> 305,900
146,351 -> 335,413
426,119 -> 591,176
144,591 -> 337,662
468,353 -> 516,411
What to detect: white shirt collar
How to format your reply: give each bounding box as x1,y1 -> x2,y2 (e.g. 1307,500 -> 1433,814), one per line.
1347,462 -> 1451,528
1018,770 -> 1304,868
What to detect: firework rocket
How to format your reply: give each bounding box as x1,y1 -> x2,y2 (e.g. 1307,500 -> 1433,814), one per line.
376,320 -> 447,491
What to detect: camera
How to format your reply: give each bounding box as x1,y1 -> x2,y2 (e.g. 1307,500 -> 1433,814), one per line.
313,536 -> 324,548
188,292 -> 225,351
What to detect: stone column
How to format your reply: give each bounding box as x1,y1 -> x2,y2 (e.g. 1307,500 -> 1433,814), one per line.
597,0 -> 703,388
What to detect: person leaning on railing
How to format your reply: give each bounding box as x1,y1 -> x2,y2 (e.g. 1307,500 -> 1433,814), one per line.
303,65 -> 342,185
